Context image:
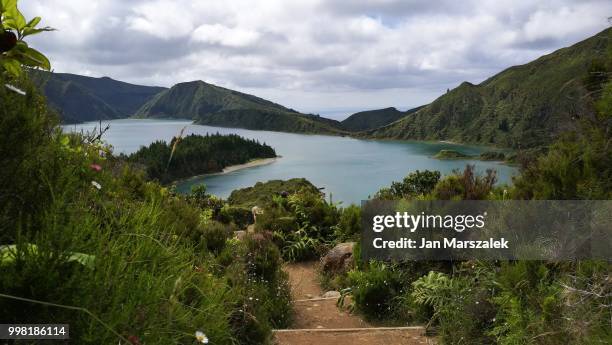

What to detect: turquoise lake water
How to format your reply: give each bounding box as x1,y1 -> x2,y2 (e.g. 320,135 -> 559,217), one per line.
65,119 -> 517,205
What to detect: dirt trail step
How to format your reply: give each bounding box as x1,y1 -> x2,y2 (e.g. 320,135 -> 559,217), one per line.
275,262 -> 434,345
291,298 -> 368,329
274,327 -> 432,345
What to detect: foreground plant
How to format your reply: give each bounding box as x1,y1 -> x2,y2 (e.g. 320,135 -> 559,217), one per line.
0,0 -> 53,76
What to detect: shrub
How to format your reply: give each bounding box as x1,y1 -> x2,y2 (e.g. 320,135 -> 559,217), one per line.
375,170 -> 441,199
348,261 -> 406,320
432,175 -> 464,200
217,205 -> 253,228
411,269 -> 496,344
432,165 -> 496,200
244,232 -> 283,283
199,221 -> 233,253
335,205 -> 361,241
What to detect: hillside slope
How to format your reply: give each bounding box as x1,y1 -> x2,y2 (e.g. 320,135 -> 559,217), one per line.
30,71 -> 166,123
341,106 -> 424,132
136,80 -> 346,134
369,27 -> 611,148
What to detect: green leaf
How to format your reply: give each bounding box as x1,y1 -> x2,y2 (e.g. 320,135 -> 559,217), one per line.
6,5 -> 26,29
0,57 -> 21,76
22,26 -> 53,37
0,0 -> 17,12
19,46 -> 51,70
0,244 -> 95,269
68,252 -> 95,269
25,16 -> 41,28
2,16 -> 18,30
60,135 -> 70,146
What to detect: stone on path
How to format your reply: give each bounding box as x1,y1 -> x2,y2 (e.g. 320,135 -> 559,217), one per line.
320,242 -> 355,274
322,291 -> 341,299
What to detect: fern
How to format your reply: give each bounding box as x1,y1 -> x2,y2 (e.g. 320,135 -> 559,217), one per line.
411,271 -> 456,307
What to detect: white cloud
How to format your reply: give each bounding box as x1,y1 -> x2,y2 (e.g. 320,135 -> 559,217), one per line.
19,0 -> 612,118
192,24 -> 260,47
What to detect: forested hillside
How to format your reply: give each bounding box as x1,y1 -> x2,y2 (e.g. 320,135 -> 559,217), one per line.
369,27 -> 611,148
341,106 -> 423,132
30,71 -> 166,123
135,80 -> 346,134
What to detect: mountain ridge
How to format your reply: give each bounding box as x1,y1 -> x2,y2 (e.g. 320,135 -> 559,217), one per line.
341,106 -> 425,132
135,80 -> 347,135
30,71 -> 166,123
36,27 -> 611,146
368,27 -> 611,148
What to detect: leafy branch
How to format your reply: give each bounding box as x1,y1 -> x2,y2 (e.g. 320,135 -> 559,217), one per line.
0,0 -> 54,76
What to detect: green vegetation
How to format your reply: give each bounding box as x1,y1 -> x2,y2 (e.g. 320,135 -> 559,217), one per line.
370,27 -> 611,148
0,74 -> 294,344
0,8 -> 292,342
340,106 -> 423,132
323,68 -> 612,344
136,80 -> 346,134
0,1 -> 52,77
433,150 -> 509,161
30,71 -> 166,123
375,170 -> 441,200
225,179 -> 341,262
2,3 -> 610,344
127,133 -> 276,183
227,178 -> 321,208
479,151 -> 506,161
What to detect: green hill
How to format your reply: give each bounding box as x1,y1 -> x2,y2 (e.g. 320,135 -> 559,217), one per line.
369,27 -> 611,148
135,80 -> 346,134
341,106 -> 424,132
30,71 -> 166,123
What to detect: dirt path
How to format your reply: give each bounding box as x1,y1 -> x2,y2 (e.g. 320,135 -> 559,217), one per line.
274,262 -> 435,345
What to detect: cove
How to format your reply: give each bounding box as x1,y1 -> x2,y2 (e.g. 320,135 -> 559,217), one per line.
64,119 -> 517,205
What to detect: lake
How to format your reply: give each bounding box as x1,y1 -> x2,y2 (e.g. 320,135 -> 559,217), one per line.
64,119 -> 517,205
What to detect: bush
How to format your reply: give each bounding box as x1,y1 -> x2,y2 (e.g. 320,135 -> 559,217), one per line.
199,221 -> 233,253
220,233 -> 292,344
244,232 -> 283,283
432,175 -> 465,200
348,261 -> 406,320
375,170 -> 441,199
411,268 -> 496,344
217,205 -> 253,229
432,165 -> 496,200
335,205 -> 361,241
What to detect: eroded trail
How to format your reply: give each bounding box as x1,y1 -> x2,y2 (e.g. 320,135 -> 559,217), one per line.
273,262 -> 434,345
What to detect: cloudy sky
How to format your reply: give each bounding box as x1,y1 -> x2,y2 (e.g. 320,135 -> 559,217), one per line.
22,0 -> 612,119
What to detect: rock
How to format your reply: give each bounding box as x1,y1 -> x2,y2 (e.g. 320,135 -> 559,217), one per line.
320,242 -> 355,275
305,293 -> 314,299
322,290 -> 341,299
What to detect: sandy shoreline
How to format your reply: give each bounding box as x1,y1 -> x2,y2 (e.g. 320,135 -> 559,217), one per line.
220,157 -> 278,174
174,157 -> 279,184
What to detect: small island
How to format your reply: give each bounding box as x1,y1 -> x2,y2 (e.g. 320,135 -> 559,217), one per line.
434,149 -> 471,159
127,133 -> 277,183
434,149 -> 506,161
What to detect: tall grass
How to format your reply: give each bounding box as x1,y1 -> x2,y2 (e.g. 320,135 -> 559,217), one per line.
0,75 -> 291,344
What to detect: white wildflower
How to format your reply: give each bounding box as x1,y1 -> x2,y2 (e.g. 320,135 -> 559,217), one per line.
195,330 -> 209,344
91,181 -> 102,190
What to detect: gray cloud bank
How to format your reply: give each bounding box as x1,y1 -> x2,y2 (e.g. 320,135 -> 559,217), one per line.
22,0 -> 612,119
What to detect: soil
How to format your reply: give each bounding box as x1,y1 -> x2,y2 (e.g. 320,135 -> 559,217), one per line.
275,261 -> 435,345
